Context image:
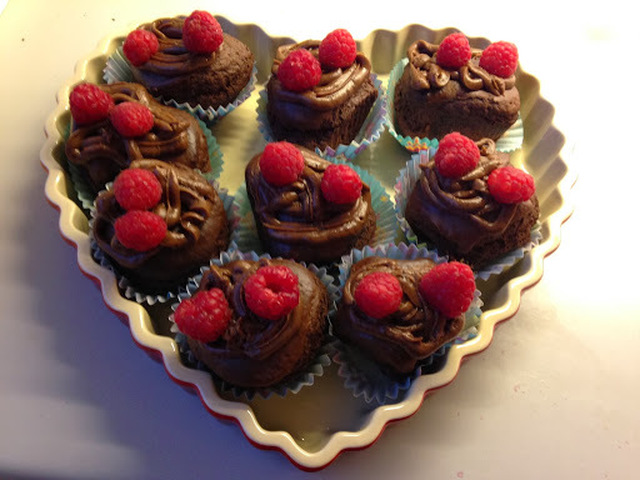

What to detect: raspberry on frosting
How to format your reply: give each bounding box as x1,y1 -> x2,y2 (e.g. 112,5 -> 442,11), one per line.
319,28 -> 357,69
109,101 -> 155,138
114,210 -> 167,252
243,265 -> 300,321
487,165 -> 535,204
69,83 -> 114,125
418,261 -> 475,318
174,288 -> 232,343
277,48 -> 322,92
479,41 -> 519,78
354,271 -> 403,319
182,10 -> 224,54
320,163 -> 363,204
113,168 -> 163,211
259,142 -> 305,186
436,32 -> 472,69
433,132 -> 480,178
123,29 -> 159,66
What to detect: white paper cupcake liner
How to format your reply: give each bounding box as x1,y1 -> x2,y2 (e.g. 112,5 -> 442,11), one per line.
256,73 -> 387,160
104,46 -> 258,124
89,180 -> 239,305
232,159 -> 399,261
169,249 -> 340,400
329,242 -> 483,404
394,150 -> 543,281
385,58 -> 524,154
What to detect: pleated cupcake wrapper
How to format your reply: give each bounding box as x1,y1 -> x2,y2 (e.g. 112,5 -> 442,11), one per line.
255,73 -> 387,161
168,249 -> 340,401
66,116 -> 224,212
88,181 -> 239,306
231,159 -> 399,262
103,46 -> 258,124
329,242 -> 483,405
385,58 -> 524,154
394,151 -> 543,281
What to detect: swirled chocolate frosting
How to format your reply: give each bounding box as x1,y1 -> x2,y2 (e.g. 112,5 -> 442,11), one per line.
185,258 -> 329,388
245,146 -> 376,264
129,17 -> 254,109
93,159 -> 229,290
334,256 -> 465,375
65,82 -> 210,193
404,139 -> 539,267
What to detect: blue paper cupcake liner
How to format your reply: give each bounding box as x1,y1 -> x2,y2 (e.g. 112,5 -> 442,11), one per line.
385,58 -> 524,154
394,150 -> 543,281
231,158 -> 399,260
169,249 -> 340,400
103,46 -> 258,124
89,180 -> 239,305
255,73 -> 387,160
329,242 -> 483,404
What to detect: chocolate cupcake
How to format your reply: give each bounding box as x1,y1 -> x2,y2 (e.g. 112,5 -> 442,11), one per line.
65,82 -> 215,194
400,133 -> 540,270
262,29 -> 380,152
172,256 -> 329,391
117,11 -> 255,120
243,142 -> 377,265
392,33 -> 521,145
91,159 -> 230,294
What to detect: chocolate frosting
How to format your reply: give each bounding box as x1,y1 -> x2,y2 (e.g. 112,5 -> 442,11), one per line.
245,146 -> 376,264
185,258 -> 329,388
93,159 -> 229,288
65,82 -> 210,192
406,39 -> 516,96
334,256 -> 465,375
406,139 -> 538,256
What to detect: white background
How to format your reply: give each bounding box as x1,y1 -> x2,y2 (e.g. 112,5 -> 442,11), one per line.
0,1 -> 638,479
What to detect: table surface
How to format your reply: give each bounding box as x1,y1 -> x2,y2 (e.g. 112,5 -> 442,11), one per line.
1,1 -> 638,479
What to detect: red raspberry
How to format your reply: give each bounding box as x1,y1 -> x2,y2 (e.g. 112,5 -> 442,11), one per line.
113,168 -> 163,211
433,132 -> 480,178
487,165 -> 535,204
479,41 -> 519,78
174,288 -> 232,343
321,164 -> 363,204
354,272 -> 403,319
319,28 -> 357,69
69,83 -> 114,125
259,142 -> 305,186
436,32 -> 472,69
123,29 -> 159,66
109,101 -> 154,138
182,10 -> 224,54
419,262 -> 475,318
278,48 -> 322,92
114,210 -> 167,252
243,265 -> 300,321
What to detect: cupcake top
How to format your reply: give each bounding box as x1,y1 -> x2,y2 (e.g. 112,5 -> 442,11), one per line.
409,134 -> 537,256
334,256 -> 475,375
65,82 -> 211,192
92,159 -> 229,283
405,34 -> 518,96
245,142 -> 375,264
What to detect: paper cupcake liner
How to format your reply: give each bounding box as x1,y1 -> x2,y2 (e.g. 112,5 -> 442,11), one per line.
65,116 -> 223,212
385,58 -> 524,154
394,151 -> 543,281
329,242 -> 483,404
169,249 -> 340,400
89,181 -> 239,305
232,159 -> 399,262
104,46 -> 258,124
255,73 -> 387,160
